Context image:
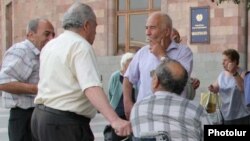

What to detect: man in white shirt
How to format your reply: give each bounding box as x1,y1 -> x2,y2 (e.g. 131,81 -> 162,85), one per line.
31,2 -> 131,141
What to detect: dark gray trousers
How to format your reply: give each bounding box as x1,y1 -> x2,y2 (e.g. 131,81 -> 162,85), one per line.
9,107 -> 34,141
31,105 -> 93,141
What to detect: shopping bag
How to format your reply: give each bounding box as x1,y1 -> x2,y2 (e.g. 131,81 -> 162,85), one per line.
200,92 -> 223,124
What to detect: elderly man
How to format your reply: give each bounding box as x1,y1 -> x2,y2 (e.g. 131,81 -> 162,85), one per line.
123,12 -> 193,119
130,59 -> 211,141
31,2 -> 131,141
0,18 -> 54,141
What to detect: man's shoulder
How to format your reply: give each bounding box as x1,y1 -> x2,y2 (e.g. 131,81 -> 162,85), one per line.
6,41 -> 28,55
136,45 -> 150,54
177,43 -> 192,52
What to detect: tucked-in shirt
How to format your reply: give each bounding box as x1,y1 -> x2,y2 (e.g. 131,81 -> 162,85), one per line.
125,42 -> 193,102
34,30 -> 102,118
130,91 -> 211,141
0,39 -> 40,109
218,69 -> 250,120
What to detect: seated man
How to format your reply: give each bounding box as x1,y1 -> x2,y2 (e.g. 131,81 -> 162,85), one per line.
130,59 -> 211,141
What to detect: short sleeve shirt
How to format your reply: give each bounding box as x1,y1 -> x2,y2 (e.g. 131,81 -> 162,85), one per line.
0,39 -> 40,109
34,30 -> 102,118
130,91 -> 211,140
125,42 -> 193,102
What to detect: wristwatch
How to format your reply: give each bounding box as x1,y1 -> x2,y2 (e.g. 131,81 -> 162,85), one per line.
160,56 -> 166,61
233,71 -> 239,77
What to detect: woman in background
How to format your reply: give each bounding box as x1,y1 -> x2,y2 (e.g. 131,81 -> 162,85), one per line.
108,52 -> 136,140
208,49 -> 250,124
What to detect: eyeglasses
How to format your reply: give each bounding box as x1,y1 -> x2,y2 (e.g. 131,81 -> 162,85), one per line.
150,70 -> 155,77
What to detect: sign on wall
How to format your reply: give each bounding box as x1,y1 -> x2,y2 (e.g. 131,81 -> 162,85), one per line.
190,6 -> 210,44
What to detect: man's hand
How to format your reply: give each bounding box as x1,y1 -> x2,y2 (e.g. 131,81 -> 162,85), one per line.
111,118 -> 132,137
191,78 -> 200,90
208,84 -> 219,94
148,33 -> 166,59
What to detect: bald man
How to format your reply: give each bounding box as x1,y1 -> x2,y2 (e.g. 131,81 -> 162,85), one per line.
123,12 -> 193,119
130,59 -> 211,141
0,18 -> 54,141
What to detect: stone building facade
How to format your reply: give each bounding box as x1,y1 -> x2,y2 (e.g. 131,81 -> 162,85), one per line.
0,0 -> 249,97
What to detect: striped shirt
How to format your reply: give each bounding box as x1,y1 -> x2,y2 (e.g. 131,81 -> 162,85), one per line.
0,39 -> 40,109
130,91 -> 211,141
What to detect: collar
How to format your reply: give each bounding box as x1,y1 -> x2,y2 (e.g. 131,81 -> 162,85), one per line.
25,39 -> 40,56
64,30 -> 90,46
166,41 -> 179,52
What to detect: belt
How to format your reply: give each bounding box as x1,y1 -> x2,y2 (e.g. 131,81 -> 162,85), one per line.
36,104 -> 90,123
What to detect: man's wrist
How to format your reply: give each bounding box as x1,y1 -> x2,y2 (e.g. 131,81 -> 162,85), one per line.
233,71 -> 239,77
160,56 -> 166,61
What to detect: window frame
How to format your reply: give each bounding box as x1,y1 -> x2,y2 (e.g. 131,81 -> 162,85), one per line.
116,0 -> 160,54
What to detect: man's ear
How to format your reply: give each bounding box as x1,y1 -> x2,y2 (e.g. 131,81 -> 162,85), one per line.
152,75 -> 160,89
26,31 -> 35,41
165,27 -> 172,37
83,20 -> 91,31
155,76 -> 161,88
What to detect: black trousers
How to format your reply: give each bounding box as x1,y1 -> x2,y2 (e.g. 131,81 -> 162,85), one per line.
9,107 -> 34,141
31,104 -> 94,141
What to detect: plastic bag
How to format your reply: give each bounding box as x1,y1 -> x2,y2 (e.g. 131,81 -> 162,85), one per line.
200,92 -> 223,124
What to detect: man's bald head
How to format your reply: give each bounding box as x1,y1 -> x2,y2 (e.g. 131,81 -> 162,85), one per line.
154,59 -> 188,95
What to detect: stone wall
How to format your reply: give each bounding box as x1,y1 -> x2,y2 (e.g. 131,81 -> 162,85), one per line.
0,0 -> 110,58
163,0 -> 247,55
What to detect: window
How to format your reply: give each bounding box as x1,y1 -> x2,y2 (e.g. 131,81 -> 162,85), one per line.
116,0 -> 160,54
6,2 -> 13,49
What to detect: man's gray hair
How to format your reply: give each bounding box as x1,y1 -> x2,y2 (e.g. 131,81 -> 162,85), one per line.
155,59 -> 188,95
62,2 -> 96,29
26,18 -> 40,34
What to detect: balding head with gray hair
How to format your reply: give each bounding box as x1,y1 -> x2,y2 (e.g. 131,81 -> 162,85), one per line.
26,18 -> 51,35
62,2 -> 96,30
154,59 -> 188,95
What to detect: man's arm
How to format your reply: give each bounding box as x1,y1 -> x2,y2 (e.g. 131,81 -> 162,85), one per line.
85,86 -> 131,136
0,82 -> 37,94
123,77 -> 134,120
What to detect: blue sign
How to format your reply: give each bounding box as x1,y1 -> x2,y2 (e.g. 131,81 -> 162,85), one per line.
191,6 -> 210,43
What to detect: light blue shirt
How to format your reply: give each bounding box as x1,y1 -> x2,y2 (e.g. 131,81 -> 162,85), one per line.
124,41 -> 193,102
218,69 -> 250,120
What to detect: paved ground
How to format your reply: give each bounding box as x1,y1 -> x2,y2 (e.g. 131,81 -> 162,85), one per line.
0,96 -> 108,141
